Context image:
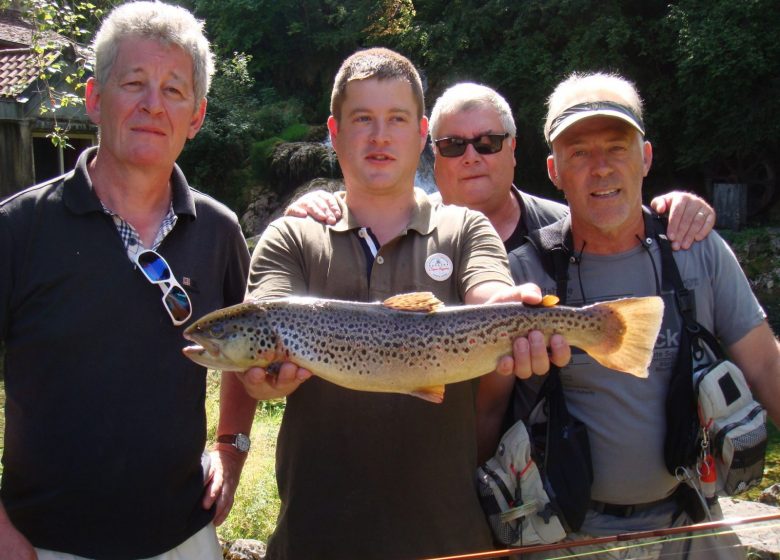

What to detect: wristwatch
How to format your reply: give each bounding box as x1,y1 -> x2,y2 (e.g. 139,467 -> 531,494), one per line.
216,433 -> 251,453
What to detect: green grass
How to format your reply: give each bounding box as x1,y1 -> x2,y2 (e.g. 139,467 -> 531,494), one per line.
742,422 -> 780,501
205,371 -> 284,543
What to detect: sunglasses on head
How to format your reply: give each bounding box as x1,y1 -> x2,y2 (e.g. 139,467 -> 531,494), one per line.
135,249 -> 192,326
434,133 -> 510,158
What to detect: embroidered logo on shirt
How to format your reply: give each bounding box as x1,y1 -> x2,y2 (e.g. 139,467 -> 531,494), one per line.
425,253 -> 453,281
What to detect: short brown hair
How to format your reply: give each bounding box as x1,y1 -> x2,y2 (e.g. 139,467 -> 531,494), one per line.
330,47 -> 425,121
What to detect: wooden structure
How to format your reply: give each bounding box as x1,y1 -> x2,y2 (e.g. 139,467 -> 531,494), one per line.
0,8 -> 96,199
713,183 -> 747,231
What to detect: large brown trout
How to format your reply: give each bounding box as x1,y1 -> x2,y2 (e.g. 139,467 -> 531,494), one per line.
183,292 -> 663,403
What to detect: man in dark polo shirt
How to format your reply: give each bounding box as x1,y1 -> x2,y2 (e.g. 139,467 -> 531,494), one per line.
233,48 -> 569,560
0,3 -> 255,558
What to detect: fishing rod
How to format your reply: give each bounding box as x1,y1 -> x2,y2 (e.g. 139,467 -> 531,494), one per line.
422,512 -> 780,560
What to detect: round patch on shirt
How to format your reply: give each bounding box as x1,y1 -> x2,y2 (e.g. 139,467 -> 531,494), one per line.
425,253 -> 453,282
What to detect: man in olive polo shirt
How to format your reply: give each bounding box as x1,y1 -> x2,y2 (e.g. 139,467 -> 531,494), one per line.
232,48 -> 569,560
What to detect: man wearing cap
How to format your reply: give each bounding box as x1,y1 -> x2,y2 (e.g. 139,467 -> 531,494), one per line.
479,71 -> 780,559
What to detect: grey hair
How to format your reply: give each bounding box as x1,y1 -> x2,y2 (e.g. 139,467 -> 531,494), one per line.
544,72 -> 644,142
429,82 -> 517,140
92,1 -> 215,103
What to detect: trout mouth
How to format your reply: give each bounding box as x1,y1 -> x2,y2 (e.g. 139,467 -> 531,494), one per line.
182,328 -> 220,352
182,331 -> 224,367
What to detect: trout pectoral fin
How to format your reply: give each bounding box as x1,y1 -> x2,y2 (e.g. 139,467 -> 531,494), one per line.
409,385 -> 445,404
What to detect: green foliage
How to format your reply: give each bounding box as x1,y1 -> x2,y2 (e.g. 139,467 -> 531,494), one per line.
280,123 -> 311,143
720,228 -> 780,285
249,136 -> 284,183
254,95 -> 306,138
178,52 -> 262,210
189,0 -> 365,120
228,87 -> 312,189
18,0 -> 114,40
177,53 -> 312,210
23,0 -> 105,42
666,0 -> 780,169
420,0 -> 683,191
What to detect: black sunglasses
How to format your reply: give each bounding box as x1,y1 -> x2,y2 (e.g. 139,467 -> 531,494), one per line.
135,249 -> 193,326
434,133 -> 510,158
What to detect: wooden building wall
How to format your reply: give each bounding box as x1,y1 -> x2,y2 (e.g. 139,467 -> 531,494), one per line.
1,119 -> 33,198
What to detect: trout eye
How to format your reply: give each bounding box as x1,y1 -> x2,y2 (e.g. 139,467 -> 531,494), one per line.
208,323 -> 225,338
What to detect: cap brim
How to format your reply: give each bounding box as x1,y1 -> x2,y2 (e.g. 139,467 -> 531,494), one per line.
548,109 -> 645,143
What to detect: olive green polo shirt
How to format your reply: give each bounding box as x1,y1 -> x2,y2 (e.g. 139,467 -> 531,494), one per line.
247,187 -> 512,304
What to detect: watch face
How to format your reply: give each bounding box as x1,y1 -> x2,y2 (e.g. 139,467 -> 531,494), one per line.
235,433 -> 251,452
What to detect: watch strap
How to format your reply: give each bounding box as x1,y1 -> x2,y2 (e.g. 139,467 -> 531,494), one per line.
216,433 -> 250,452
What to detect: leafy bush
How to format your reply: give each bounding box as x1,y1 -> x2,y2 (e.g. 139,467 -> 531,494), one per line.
253,95 -> 306,138
280,123 -> 311,143
179,52 -> 261,211
250,137 -> 285,183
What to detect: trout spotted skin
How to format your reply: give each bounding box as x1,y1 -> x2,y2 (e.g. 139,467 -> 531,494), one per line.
183,292 -> 663,403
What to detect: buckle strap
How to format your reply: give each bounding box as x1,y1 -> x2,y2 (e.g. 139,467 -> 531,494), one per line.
590,495 -> 675,518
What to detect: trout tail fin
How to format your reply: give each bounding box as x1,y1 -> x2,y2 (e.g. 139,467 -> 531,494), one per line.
586,296 -> 664,378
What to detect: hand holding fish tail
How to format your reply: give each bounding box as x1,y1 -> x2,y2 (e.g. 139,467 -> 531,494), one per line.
236,362 -> 312,401
548,333 -> 571,367
495,331 -> 571,380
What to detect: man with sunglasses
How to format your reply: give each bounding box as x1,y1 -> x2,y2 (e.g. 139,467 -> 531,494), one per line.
236,47 -> 570,560
0,3 -> 254,559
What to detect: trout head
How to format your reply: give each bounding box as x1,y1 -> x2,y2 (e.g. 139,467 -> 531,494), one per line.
182,301 -> 277,371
